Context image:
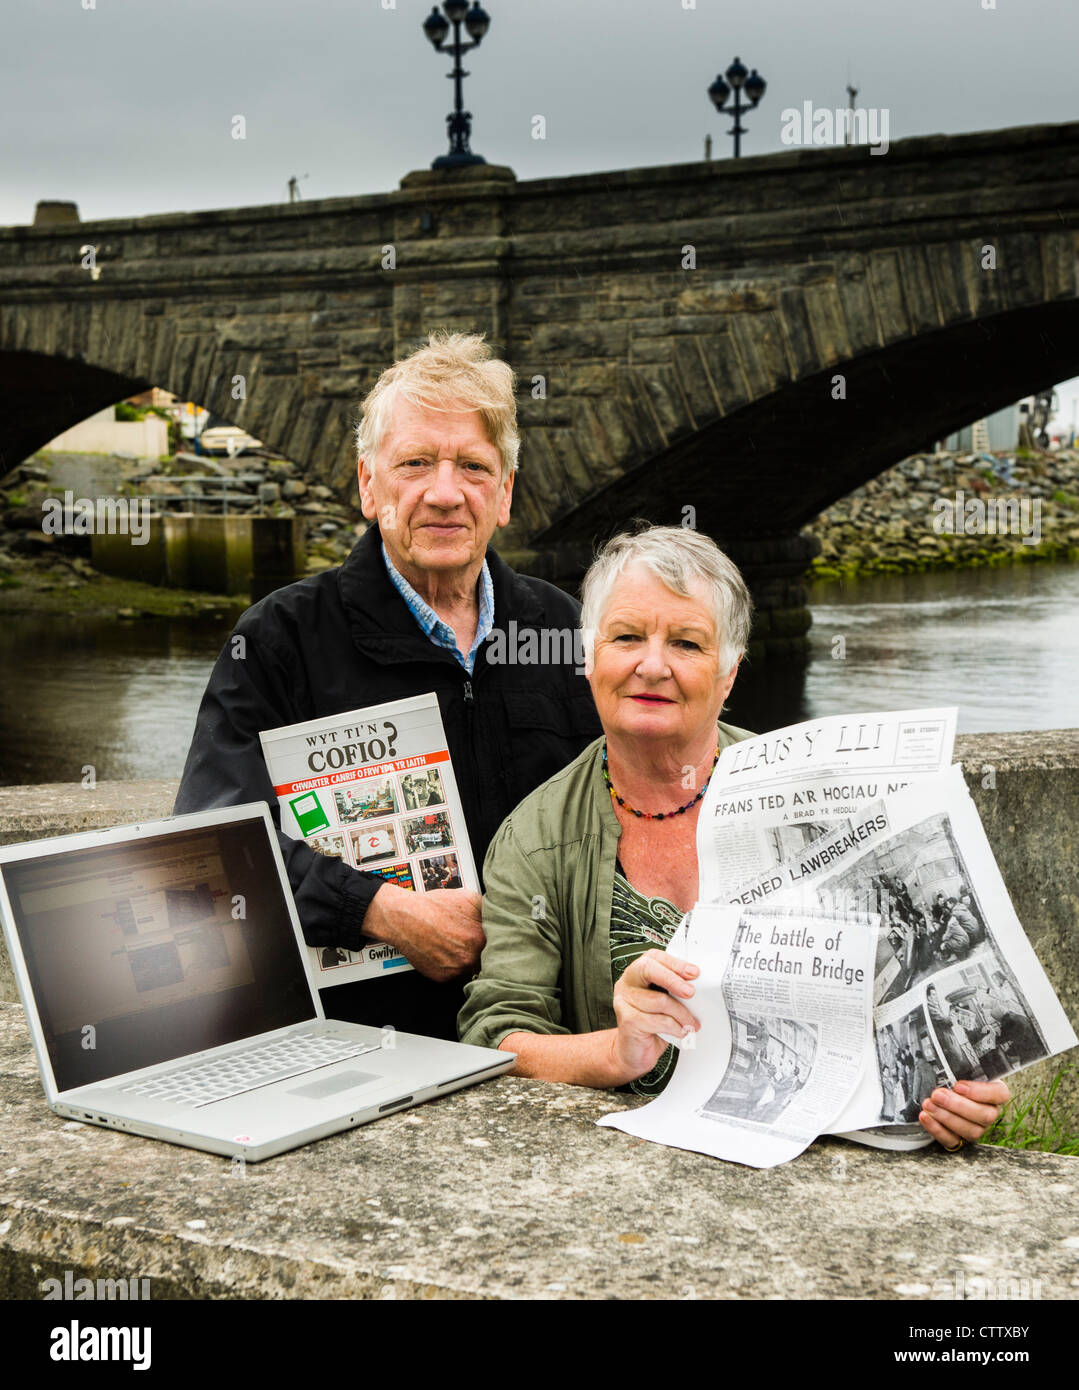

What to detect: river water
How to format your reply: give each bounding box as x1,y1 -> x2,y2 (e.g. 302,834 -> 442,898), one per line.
1,563 -> 1076,786
725,562 -> 1079,737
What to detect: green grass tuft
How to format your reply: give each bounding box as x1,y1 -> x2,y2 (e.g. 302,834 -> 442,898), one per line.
980,1063 -> 1079,1155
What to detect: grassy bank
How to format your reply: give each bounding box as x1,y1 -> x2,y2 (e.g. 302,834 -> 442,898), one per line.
809,539 -> 1079,582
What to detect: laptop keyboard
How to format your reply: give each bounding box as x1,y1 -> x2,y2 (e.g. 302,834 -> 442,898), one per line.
121,1032 -> 382,1109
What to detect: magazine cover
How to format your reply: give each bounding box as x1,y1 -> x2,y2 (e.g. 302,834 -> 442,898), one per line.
259,693 -> 478,986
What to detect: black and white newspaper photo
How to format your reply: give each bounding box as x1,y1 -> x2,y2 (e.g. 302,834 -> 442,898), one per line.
724,764 -> 1077,1149
259,692 -> 477,986
599,904 -> 877,1168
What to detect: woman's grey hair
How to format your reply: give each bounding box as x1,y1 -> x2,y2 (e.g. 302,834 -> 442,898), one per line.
580,525 -> 753,673
355,330 -> 519,481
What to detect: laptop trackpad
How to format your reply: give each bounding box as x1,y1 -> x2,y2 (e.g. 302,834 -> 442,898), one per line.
288,1070 -> 384,1100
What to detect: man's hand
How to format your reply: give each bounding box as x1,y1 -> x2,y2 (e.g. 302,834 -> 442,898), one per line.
362,884 -> 484,982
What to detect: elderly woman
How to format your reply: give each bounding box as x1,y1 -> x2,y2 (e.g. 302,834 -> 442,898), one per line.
459,526 -> 1008,1152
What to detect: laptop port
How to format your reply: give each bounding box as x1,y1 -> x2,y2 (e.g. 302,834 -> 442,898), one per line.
379,1096 -> 413,1112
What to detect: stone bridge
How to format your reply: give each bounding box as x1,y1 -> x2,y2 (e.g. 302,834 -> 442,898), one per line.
2,122 -> 1077,656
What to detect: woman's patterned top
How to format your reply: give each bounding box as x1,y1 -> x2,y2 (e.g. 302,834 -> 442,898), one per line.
610,859 -> 686,1097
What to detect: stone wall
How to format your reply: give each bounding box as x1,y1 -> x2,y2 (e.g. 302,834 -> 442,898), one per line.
43,406 -> 169,457
2,1012 -> 1075,1300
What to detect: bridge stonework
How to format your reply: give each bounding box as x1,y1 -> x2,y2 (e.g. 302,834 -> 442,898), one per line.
2,123 -> 1077,659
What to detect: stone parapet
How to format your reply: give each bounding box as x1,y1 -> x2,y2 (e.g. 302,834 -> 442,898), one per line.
0,1004 -> 1075,1300
0,779 -> 179,849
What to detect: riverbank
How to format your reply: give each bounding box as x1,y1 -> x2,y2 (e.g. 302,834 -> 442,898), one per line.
0,447 -> 358,619
806,447 -> 1079,579
0,561 -> 244,621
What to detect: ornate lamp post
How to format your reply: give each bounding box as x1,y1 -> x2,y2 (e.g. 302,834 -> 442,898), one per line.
708,57 -> 766,158
423,3 -> 492,169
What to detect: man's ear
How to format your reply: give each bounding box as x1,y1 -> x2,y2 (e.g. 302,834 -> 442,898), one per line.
358,458 -> 377,521
496,469 -> 515,529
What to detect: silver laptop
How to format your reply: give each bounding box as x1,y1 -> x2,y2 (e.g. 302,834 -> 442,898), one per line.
0,802 -> 513,1161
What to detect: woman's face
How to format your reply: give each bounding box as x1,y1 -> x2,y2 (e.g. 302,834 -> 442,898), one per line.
587,563 -> 737,748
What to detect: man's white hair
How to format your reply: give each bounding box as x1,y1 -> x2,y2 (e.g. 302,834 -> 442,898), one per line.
580,525 -> 753,674
355,330 -> 519,481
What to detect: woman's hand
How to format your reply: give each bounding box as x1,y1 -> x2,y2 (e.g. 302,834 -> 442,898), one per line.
609,949 -> 701,1084
919,1078 -> 1010,1150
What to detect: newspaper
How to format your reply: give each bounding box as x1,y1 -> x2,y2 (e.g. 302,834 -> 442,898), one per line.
699,707 -> 957,904
259,693 -> 478,987
600,712 -> 1076,1167
711,762 -> 1077,1152
599,904 -> 877,1168
696,705 -> 956,1148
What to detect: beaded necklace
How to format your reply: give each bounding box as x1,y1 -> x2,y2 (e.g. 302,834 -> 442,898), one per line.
602,741 -> 720,820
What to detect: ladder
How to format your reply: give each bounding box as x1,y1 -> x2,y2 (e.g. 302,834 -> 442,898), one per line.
970,418 -> 991,452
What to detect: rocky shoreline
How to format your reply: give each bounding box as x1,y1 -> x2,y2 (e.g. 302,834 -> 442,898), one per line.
805,447 -> 1079,579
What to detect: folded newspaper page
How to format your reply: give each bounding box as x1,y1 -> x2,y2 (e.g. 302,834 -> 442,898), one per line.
259,693 -> 478,987
698,707 -> 957,905
698,706 -> 956,1149
716,762 -> 1078,1150
598,904 -> 877,1168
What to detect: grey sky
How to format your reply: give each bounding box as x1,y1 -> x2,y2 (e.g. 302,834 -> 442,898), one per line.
7,0 -> 1078,223
5,0 -> 1079,424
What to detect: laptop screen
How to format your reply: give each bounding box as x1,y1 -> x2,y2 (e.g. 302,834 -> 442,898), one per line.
3,816 -> 316,1092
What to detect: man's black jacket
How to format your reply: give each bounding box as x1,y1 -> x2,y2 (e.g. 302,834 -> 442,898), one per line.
174,526 -> 601,1039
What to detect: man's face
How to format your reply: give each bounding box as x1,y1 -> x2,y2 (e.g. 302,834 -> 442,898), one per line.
359,397 -> 513,583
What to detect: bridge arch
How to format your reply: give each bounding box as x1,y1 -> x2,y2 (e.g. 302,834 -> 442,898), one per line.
0,318 -> 347,483
526,294 -> 1079,553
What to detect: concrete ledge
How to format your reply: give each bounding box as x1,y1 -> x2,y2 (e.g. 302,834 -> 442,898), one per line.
0,781 -> 178,847
0,729 -> 1076,1115
951,731 -> 1079,1116
0,1005 -> 1075,1301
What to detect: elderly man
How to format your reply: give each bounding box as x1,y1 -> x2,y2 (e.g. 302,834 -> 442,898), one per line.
175,332 -> 600,1038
